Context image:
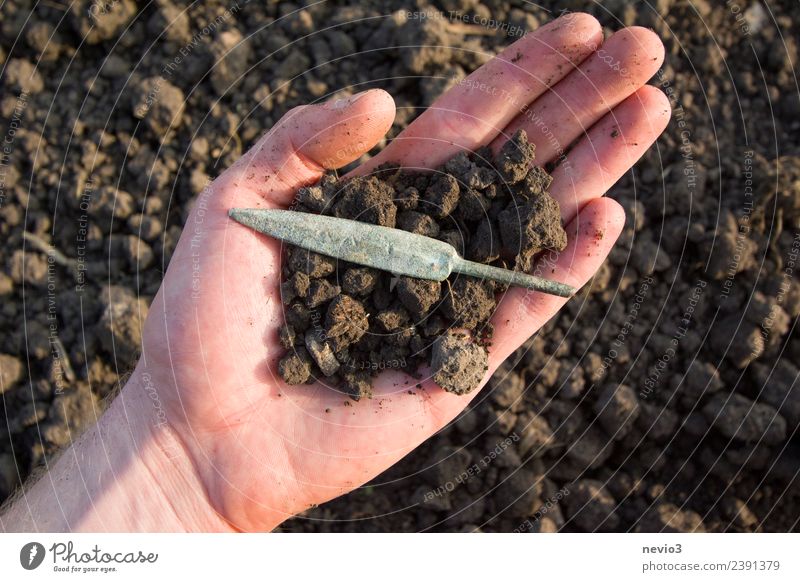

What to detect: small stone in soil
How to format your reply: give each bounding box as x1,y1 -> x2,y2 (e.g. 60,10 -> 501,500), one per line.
333,176 -> 397,227
396,277 -> 441,319
278,324 -> 296,349
467,218 -> 502,264
305,333 -> 340,377
499,192 -> 567,273
424,174 -> 460,218
296,184 -> 332,213
431,331 -> 489,395
285,302 -> 311,331
374,304 -> 410,332
397,210 -> 440,237
279,348 -> 313,385
305,279 -> 341,308
342,267 -> 379,296
495,129 -> 536,184
281,272 -> 310,304
288,247 -> 336,278
325,295 -> 369,346
442,278 -> 496,330
341,369 -> 373,401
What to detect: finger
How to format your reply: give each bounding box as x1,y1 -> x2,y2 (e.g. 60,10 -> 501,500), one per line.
164,91 -> 395,296
219,89 -> 396,207
355,12 -> 603,174
491,26 -> 665,164
489,196 -> 626,363
550,84 -> 671,223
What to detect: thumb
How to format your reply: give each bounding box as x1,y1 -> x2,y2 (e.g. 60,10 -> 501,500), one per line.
222,89 -> 396,207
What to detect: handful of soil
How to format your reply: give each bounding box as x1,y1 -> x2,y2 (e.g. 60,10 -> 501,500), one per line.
276,130 -> 568,400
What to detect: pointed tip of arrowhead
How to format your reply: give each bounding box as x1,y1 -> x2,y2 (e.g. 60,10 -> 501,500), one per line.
227,208 -> 286,237
228,208 -> 256,230
228,208 -> 252,225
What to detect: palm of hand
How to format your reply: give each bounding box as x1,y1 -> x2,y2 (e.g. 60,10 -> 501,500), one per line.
138,14 -> 669,531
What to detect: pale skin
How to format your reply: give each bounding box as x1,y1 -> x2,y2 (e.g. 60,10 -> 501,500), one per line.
1,13 -> 670,532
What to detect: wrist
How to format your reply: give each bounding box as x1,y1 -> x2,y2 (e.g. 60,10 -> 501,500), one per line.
127,363 -> 297,532
100,367 -> 237,532
1,368 -> 236,532
121,356 -> 301,532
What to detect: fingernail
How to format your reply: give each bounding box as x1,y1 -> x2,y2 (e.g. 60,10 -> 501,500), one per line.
327,91 -> 370,110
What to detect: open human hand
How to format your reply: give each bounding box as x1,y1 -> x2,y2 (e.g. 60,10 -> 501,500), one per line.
133,12 -> 670,531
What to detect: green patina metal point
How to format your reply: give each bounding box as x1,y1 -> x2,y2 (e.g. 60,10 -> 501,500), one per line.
228,208 -> 575,298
